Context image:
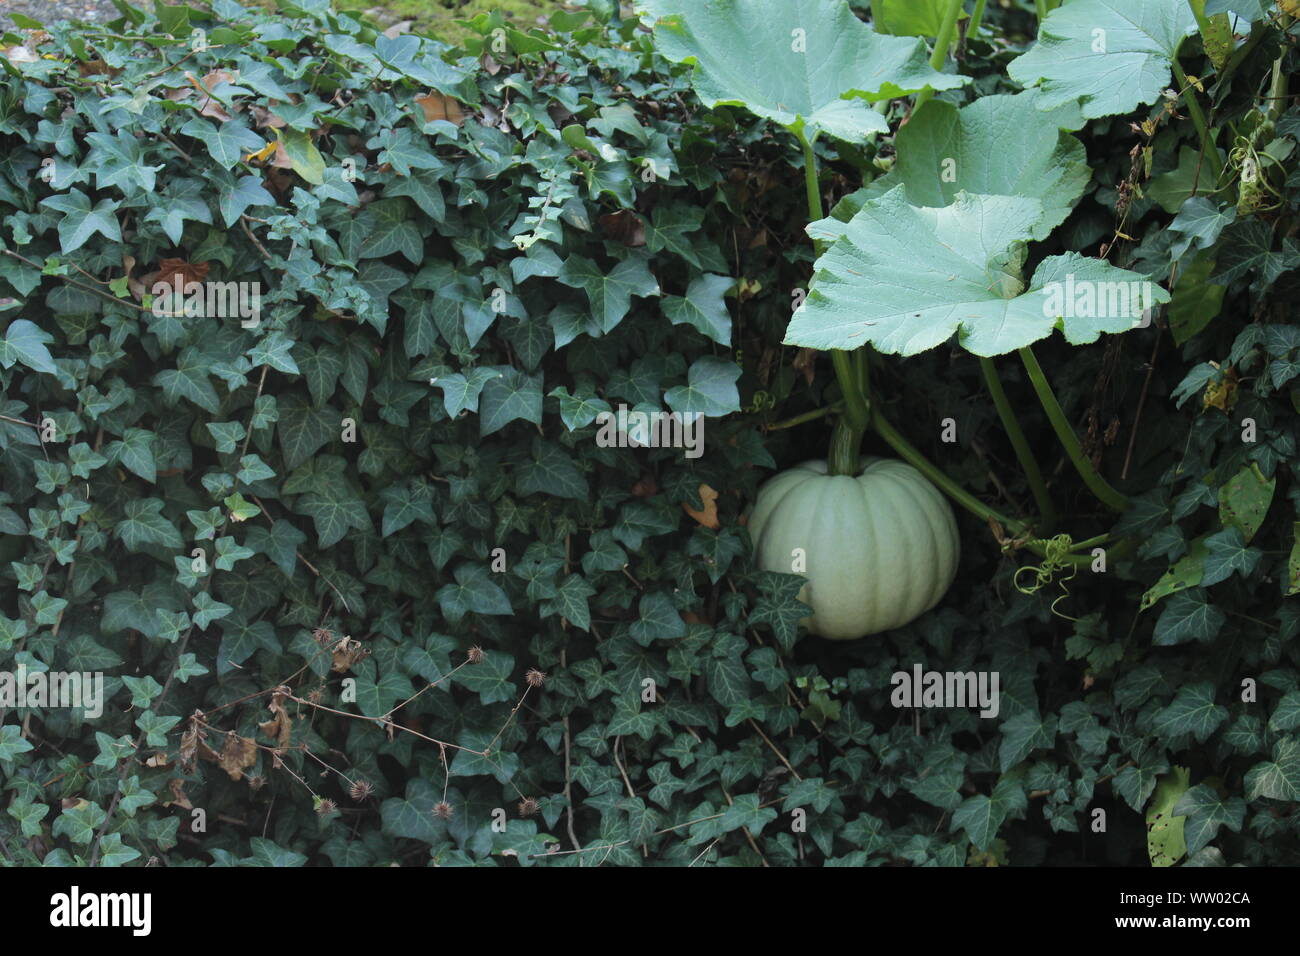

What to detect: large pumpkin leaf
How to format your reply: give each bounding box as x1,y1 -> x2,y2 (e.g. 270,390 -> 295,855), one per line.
787,187 -> 1170,356
855,91 -> 1089,238
1008,0 -> 1198,119
639,0 -> 966,142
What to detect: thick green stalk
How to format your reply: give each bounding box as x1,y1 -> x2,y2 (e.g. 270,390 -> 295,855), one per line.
914,0 -> 964,112
801,132 -> 823,225
1267,49 -> 1289,122
1171,55 -> 1223,180
1018,346 -> 1129,513
828,416 -> 864,476
1034,0 -> 1049,23
871,405 -> 1023,533
832,350 -> 871,430
968,0 -> 987,37
800,130 -> 871,441
873,402 -> 1111,566
979,355 -> 1056,529
766,403 -> 840,431
1186,0 -> 1216,43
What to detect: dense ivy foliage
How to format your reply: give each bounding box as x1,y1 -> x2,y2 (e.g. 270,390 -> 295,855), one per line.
0,0 -> 1298,867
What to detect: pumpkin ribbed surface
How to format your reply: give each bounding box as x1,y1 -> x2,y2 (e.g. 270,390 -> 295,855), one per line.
748,458 -> 960,640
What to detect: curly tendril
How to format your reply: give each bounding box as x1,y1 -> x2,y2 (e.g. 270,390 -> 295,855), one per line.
1012,534 -> 1080,622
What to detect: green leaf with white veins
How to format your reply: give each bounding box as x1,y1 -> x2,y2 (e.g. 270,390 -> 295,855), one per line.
790,188 -> 1169,356
662,273 -> 734,345
1246,736 -> 1300,801
479,368 -> 543,436
641,0 -> 966,142
1007,0 -> 1198,120
665,356 -> 740,417
1153,682 -> 1227,743
0,319 -> 57,373
860,91 -> 1088,239
43,189 -> 122,252
181,117 -> 265,169
556,254 -> 660,334
432,367 -> 498,417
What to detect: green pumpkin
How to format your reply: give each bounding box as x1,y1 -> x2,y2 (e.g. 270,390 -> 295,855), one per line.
748,458 -> 960,640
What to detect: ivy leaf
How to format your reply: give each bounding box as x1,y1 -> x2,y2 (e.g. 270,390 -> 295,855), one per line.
664,356 -> 740,417
277,394 -> 340,471
216,174 -> 275,227
379,484 -> 435,537
1168,197 -> 1236,257
354,669 -> 414,718
192,592 -> 233,629
143,179 -> 213,243
792,188 -> 1168,356
0,319 -> 57,374
951,775 -> 1027,852
1246,736 -> 1300,801
716,792 -> 778,837
1201,528 -> 1263,587
247,331 -> 300,375
1146,767 -> 1190,867
217,617 -> 281,674
52,801 -> 107,845
642,0 -> 965,141
999,711 -> 1057,771
479,368 -> 543,437
517,440 -> 588,499
662,274 -> 734,345
454,648 -> 516,704
7,797 -> 48,837
385,168 -> 445,219
747,572 -> 810,652
245,837 -> 307,867
135,711 -> 182,748
1007,0 -> 1198,119
628,592 -> 687,645
705,653 -> 753,707
181,117 -> 265,169
643,204 -> 708,269
1269,689 -> 1300,734
245,519 -> 307,577
0,725 -> 35,761
437,564 -> 513,622
432,366 -> 497,417
381,780 -> 445,844
549,384 -> 612,430
541,574 -> 596,630
1153,682 -> 1228,743
296,484 -> 370,548
1173,784 -> 1246,855
43,189 -> 123,252
1213,220 -> 1300,296
1152,588 -> 1225,645
115,498 -> 183,551
556,254 -> 660,334
153,346 -> 220,413
355,198 -> 423,265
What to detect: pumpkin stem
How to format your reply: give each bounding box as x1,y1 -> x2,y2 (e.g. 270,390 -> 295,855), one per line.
979,355 -> 1056,530
828,416 -> 863,476
1018,345 -> 1129,513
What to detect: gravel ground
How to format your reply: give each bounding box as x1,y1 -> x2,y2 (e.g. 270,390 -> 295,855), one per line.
2,0 -> 125,27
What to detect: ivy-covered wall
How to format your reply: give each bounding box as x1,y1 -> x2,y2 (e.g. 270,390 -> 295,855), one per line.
0,0 -> 1298,867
